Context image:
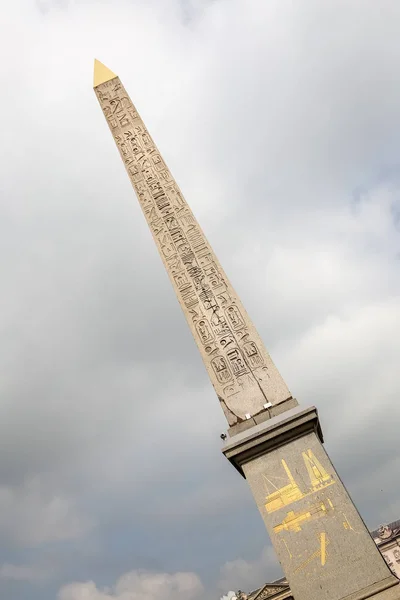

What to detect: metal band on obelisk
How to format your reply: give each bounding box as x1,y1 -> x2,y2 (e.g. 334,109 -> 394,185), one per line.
93,60 -> 400,600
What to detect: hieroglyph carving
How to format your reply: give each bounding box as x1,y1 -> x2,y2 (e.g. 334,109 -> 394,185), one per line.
94,75 -> 292,424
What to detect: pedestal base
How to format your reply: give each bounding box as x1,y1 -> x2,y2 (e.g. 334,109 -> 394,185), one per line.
222,406 -> 400,600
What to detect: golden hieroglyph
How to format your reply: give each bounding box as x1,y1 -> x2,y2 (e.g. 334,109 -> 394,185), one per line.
302,449 -> 333,490
294,532 -> 330,573
264,460 -> 304,513
93,60 -> 292,425
264,450 -> 335,515
273,499 -> 334,534
266,451 -> 337,570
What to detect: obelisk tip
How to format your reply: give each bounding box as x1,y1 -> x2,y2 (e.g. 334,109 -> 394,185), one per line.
93,59 -> 117,88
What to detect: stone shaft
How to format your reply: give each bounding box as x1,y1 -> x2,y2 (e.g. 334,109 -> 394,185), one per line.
223,408 -> 400,600
94,72 -> 292,425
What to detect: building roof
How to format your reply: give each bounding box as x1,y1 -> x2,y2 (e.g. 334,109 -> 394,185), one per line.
246,578 -> 290,600
371,520 -> 400,543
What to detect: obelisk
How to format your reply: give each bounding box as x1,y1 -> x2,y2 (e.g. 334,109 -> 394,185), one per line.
93,60 -> 400,600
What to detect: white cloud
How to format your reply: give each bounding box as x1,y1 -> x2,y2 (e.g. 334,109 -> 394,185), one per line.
57,570 -> 204,600
218,546 -> 281,596
220,593 -> 237,600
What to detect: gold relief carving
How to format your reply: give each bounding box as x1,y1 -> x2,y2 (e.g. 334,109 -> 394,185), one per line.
302,450 -> 334,491
273,499 -> 334,534
267,455 -> 362,574
263,452 -> 340,571
281,538 -> 293,560
264,460 -> 304,514
293,532 -> 330,573
320,531 -> 327,566
264,451 -> 334,515
342,513 -> 360,533
95,71 -> 293,425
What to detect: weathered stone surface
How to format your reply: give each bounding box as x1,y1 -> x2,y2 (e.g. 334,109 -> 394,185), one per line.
224,412 -> 399,600
93,65 -> 292,425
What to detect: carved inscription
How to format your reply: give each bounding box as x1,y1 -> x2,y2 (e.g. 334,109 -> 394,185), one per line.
95,77 -> 292,424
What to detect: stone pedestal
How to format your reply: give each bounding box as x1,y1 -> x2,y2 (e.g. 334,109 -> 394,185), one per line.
222,406 -> 400,600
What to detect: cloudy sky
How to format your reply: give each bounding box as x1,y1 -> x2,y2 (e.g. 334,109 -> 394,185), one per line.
0,0 -> 400,598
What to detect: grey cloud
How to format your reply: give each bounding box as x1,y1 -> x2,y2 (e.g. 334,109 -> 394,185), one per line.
0,1 -> 399,599
0,562 -> 50,582
0,477 -> 94,547
57,569 -> 204,600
